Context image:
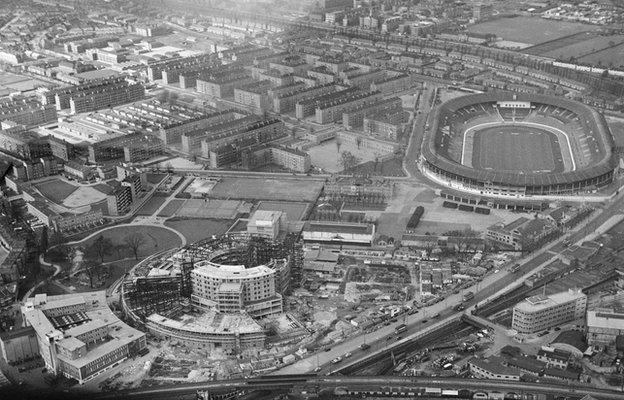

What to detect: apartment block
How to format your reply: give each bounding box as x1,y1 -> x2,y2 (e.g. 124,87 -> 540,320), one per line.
202,118 -> 286,159
273,83 -> 335,114
342,97 -> 402,130
363,112 -> 407,141
0,126 -> 51,161
512,289 -> 587,334
315,90 -> 382,124
88,133 -> 163,163
0,97 -> 57,127
243,145 -> 311,173
69,81 -> 145,114
180,114 -> 260,154
196,70 -> 254,98
295,87 -> 359,119
234,81 -> 273,112
146,53 -> 214,81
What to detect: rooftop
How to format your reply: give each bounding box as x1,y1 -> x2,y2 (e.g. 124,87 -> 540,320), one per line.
515,289 -> 585,314
468,355 -> 520,377
303,221 -> 374,235
587,308 -> 624,330
146,309 -> 264,335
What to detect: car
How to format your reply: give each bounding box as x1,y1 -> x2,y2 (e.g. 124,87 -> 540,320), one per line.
314,366 -> 322,373
344,352 -> 352,358
396,336 -> 402,341
421,319 -> 428,324
331,357 -> 342,364
494,269 -> 500,273
386,335 -> 394,341
359,343 -> 371,350
433,313 -> 440,318
384,321 -> 391,326
390,318 -> 398,323
325,347 -> 331,352
554,327 -> 561,331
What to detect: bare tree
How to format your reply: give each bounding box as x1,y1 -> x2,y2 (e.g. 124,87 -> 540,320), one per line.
86,235 -> 113,264
124,233 -> 145,260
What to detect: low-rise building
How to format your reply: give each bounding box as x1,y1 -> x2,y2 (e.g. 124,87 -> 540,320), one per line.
586,308 -> 624,348
302,221 -> 375,245
486,217 -> 558,251
467,356 -> 521,381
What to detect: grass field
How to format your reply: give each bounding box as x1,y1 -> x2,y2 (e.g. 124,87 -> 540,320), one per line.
76,225 -> 183,262
472,126 -> 563,173
256,201 -> 309,221
176,199 -> 249,219
542,35 -> 624,61
467,16 -> 596,45
158,199 -> 185,217
209,177 -> 323,202
35,179 -> 77,203
579,42 -> 624,69
165,218 -> 232,244
136,196 -> 167,216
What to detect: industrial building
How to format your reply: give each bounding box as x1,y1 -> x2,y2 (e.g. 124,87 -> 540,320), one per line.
586,308 -> 624,348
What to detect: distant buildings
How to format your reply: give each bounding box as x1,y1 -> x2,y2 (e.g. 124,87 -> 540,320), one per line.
512,289 -> 587,334
42,77 -> 144,114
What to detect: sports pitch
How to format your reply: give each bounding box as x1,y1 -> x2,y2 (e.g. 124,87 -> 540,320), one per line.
472,125 -> 564,173
209,177 -> 323,202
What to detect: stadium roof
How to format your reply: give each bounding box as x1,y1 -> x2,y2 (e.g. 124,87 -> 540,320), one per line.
423,93 -> 617,187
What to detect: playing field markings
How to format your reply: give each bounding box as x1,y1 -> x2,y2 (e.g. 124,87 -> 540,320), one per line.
461,121 -> 576,171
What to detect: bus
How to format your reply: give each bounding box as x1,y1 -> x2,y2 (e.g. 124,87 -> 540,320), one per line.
395,324 -> 407,334
463,291 -> 474,302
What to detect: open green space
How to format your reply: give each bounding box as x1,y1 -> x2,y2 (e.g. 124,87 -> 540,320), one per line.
467,16 -> 596,45
136,196 -> 167,216
34,179 -> 78,203
472,125 -> 562,173
158,199 -> 185,217
210,177 -> 323,202
256,201 -> 309,221
164,218 -> 232,244
75,225 -> 183,262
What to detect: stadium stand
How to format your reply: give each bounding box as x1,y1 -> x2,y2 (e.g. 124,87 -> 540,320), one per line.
422,93 -> 617,197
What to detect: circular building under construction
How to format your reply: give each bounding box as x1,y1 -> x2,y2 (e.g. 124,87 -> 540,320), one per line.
121,234 -> 302,356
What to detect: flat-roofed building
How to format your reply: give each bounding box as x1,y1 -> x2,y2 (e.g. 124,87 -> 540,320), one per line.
273,83 -> 335,114
196,69 -> 254,98
20,291 -> 146,384
0,125 -> 51,161
486,217 -> 558,251
47,77 -> 144,113
234,80 -> 272,112
342,97 -> 402,130
302,221 -> 375,245
243,145 -> 311,173
246,210 -> 285,240
512,289 -> 587,334
586,308 -> 624,348
467,356 -> 521,381
0,327 -> 39,365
